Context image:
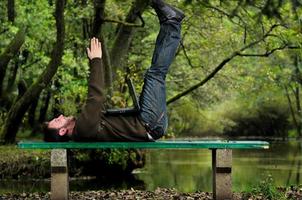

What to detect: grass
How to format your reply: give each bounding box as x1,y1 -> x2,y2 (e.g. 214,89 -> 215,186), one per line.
244,174 -> 287,200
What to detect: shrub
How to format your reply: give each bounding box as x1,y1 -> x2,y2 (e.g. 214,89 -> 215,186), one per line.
0,146 -> 145,179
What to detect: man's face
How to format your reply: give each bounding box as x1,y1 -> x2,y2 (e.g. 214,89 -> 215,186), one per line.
48,114 -> 74,129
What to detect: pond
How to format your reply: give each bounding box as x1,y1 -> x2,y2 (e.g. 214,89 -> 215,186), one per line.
136,140 -> 302,192
0,140 -> 301,193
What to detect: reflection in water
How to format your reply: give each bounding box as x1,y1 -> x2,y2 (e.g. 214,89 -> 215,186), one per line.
136,140 -> 302,192
286,142 -> 301,185
1,141 -> 302,194
0,176 -> 145,194
0,180 -> 49,194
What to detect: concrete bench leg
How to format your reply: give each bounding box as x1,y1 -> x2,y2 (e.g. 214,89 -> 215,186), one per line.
212,149 -> 232,200
51,149 -> 69,200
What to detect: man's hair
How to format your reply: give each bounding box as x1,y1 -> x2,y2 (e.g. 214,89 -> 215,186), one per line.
42,122 -> 70,142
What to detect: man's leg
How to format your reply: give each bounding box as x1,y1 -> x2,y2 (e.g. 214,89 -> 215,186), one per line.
139,20 -> 181,140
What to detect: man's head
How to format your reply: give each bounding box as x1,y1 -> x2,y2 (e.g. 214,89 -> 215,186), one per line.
43,114 -> 76,142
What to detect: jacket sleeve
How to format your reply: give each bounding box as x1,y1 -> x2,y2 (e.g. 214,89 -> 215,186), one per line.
74,58 -> 105,138
87,58 -> 105,102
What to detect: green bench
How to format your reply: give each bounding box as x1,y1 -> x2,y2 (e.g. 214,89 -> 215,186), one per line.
18,140 -> 269,200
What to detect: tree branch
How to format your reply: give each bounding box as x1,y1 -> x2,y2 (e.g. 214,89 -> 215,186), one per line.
180,40 -> 195,68
288,46 -> 301,49
237,44 -> 288,57
198,0 -> 247,27
103,16 -> 145,27
167,24 -> 283,105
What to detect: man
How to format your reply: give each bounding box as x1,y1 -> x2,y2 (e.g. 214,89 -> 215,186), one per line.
43,0 -> 185,142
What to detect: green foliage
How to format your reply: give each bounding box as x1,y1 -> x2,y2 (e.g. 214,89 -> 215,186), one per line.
169,98 -> 207,136
1,0 -> 302,139
251,174 -> 286,200
169,76 -> 291,137
219,95 -> 290,137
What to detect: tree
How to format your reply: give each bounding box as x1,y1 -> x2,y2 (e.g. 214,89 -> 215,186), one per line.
0,28 -> 25,99
1,0 -> 65,143
167,24 -> 291,104
1,0 -> 301,141
110,0 -> 149,74
167,0 -> 301,104
7,0 -> 15,22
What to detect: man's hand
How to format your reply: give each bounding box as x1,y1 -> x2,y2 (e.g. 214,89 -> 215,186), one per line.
87,37 -> 102,60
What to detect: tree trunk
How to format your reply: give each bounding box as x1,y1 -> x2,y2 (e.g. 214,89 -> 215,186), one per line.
91,0 -> 106,37
90,0 -> 113,90
110,0 -> 149,73
29,96 -> 41,136
294,86 -> 301,137
1,0 -> 65,144
81,0 -> 90,40
80,0 -> 90,39
17,79 -> 27,100
7,0 -> 15,22
82,18 -> 90,39
284,86 -> 298,138
100,35 -> 113,90
296,144 -> 302,184
294,55 -> 302,138
28,96 -> 39,128
52,79 -> 61,117
6,57 -> 20,93
0,58 -> 21,111
0,28 -> 25,98
39,89 -> 51,123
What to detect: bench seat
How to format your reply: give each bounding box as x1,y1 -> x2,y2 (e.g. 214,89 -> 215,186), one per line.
18,140 -> 269,200
18,140 -> 269,149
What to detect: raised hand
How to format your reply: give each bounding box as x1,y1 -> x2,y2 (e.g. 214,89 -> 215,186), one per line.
87,37 -> 102,60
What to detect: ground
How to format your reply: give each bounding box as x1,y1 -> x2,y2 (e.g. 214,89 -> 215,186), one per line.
1,187 -> 301,200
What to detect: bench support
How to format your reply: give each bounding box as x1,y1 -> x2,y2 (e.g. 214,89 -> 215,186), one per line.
212,149 -> 232,200
51,149 -> 69,200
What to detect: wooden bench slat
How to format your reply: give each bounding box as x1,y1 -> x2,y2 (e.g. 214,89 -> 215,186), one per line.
18,140 -> 269,149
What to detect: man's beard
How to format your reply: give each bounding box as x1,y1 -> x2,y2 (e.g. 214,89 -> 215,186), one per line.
62,116 -> 76,130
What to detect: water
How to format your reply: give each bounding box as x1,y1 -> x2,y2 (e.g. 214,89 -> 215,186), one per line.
1,140 -> 301,193
135,140 -> 302,192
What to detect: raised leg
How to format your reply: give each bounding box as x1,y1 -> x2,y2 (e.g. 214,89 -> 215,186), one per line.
212,149 -> 232,200
51,149 -> 69,200
139,21 -> 181,139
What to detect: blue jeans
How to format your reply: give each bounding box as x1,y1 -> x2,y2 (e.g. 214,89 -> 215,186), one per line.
139,21 -> 181,140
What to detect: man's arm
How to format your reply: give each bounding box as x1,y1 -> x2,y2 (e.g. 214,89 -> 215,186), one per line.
74,38 -> 105,137
86,37 -> 104,102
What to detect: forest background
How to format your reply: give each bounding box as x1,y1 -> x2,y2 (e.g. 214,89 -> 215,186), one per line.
0,0 -> 302,144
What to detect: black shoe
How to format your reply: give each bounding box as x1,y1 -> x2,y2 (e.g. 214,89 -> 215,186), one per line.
151,1 -> 185,24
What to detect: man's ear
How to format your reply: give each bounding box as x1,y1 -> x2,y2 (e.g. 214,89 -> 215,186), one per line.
59,128 -> 67,136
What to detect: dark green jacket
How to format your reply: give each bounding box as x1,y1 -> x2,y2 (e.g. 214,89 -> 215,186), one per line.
73,58 -> 149,141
